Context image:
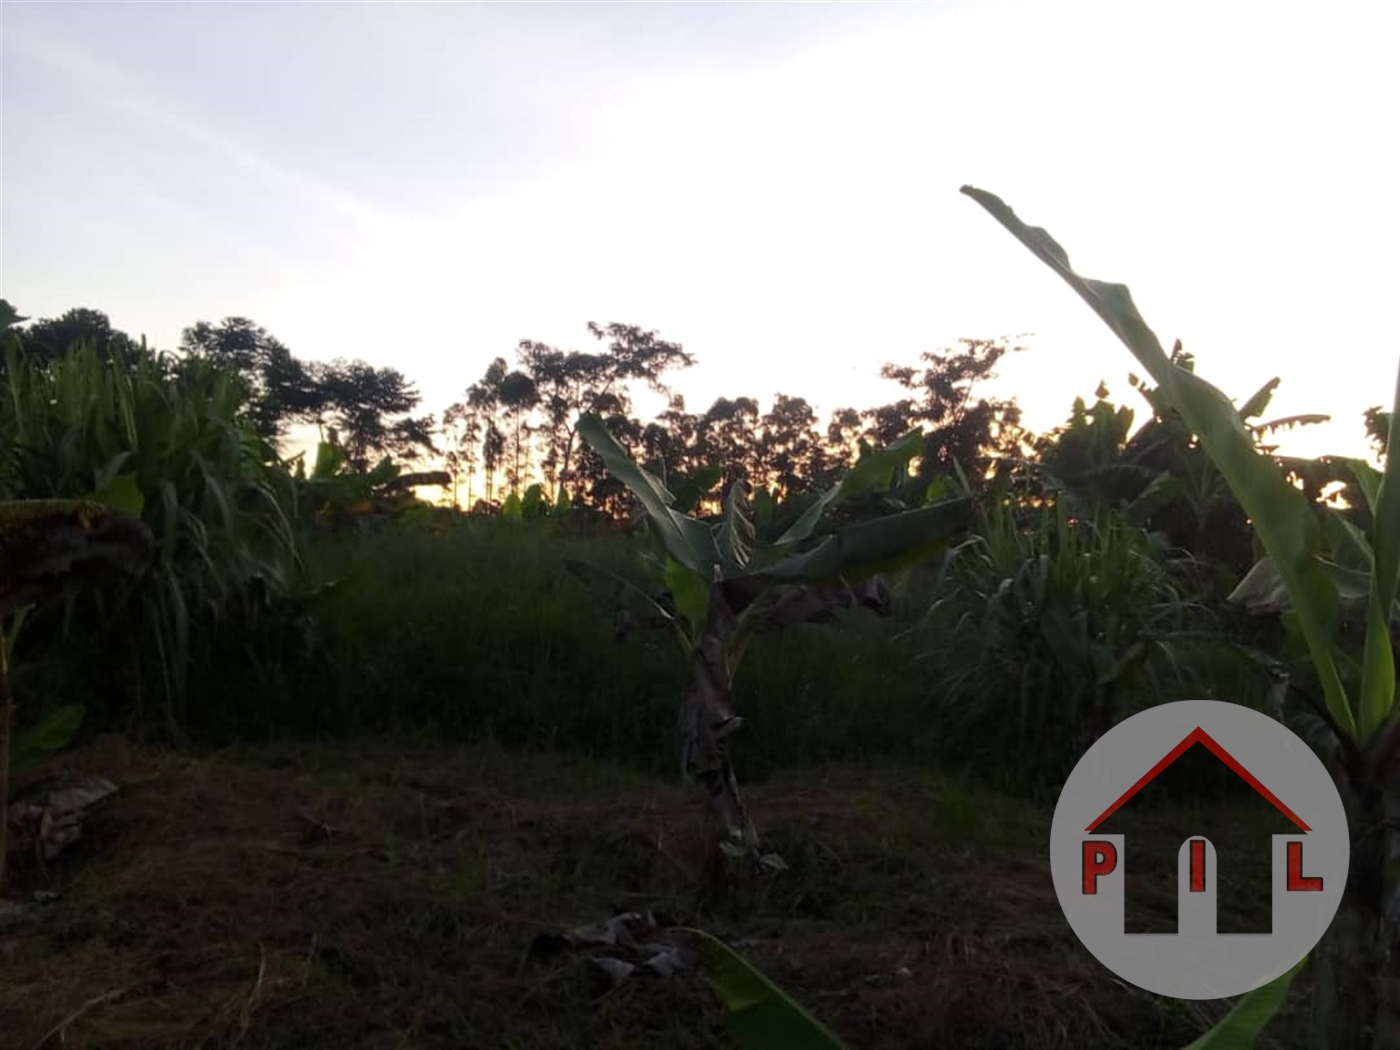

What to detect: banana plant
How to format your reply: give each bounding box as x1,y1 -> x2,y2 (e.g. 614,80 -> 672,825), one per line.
568,414 -> 972,906
963,184 -> 1399,1049
0,498 -> 155,893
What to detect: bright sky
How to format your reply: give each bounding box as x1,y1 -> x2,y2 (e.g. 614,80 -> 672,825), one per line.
3,0 -> 1397,469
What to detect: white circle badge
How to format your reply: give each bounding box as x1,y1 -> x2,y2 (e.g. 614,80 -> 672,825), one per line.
1049,700 -> 1348,999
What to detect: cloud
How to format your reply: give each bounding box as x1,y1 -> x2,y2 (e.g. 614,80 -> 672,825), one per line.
3,1 -> 1395,464
7,23 -> 400,248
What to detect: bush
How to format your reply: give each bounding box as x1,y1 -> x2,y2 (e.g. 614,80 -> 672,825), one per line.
902,496 -> 1256,796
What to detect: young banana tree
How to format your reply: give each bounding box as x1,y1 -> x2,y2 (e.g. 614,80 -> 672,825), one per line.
964,185 -> 1399,1049
569,414 -> 973,905
0,498 -> 155,893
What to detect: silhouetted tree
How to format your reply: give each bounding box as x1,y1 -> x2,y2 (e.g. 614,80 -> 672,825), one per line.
311,358 -> 435,472
442,401 -> 484,508
482,421 -> 505,504
512,322 -> 695,503
1365,406 -> 1391,459
182,317 -> 433,468
757,394 -> 823,498
18,307 -> 145,369
454,358 -> 509,504
877,337 -> 1027,490
698,396 -> 761,496
861,397 -> 919,450
573,411 -> 646,517
497,369 -> 539,496
180,317 -> 321,438
823,407 -> 865,484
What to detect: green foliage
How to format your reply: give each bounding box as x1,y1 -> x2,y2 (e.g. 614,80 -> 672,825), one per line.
12,306 -> 145,369
575,412 -> 721,580
1035,367 -> 1337,589
180,317 -> 435,467
9,703 -> 85,771
1179,957 -> 1307,1050
577,413 -> 972,594
683,928 -> 850,1050
259,516 -> 686,751
225,513 -> 944,776
964,183 -> 1397,1050
0,339 -> 301,734
906,495 -> 1221,793
775,430 -> 925,546
963,182 -> 1398,753
497,483 -> 553,522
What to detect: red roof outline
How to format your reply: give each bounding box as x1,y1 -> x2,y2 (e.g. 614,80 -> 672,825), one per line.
1084,726 -> 1311,833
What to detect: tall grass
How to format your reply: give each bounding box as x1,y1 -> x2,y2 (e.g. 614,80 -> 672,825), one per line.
901,495 -> 1259,796
223,514 -> 948,779
0,342 -> 301,737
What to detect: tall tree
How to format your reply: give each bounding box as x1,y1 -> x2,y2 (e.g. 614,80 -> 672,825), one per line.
697,396 -> 761,501
18,307 -> 144,368
441,400 -> 484,508
453,358 -> 509,505
497,369 -> 539,496
511,321 -> 695,503
180,317 -> 321,439
482,421 -> 505,506
824,407 -> 865,482
311,358 -> 435,472
757,394 -> 822,499
876,337 -> 1026,489
181,317 -> 433,468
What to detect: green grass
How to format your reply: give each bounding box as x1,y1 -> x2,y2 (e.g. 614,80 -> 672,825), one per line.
178,515 -> 958,783
96,508 -> 1265,812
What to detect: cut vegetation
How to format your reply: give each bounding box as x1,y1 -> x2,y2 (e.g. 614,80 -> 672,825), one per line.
0,737 -> 1306,1050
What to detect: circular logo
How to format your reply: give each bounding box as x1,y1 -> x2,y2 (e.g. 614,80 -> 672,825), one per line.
1049,700 -> 1348,999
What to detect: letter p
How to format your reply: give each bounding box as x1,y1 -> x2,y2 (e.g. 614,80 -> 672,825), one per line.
1082,840 -> 1118,894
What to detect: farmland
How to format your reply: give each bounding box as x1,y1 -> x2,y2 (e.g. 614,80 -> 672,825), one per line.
0,260 -> 1394,1049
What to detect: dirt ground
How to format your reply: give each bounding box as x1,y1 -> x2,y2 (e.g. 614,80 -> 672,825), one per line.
1,735 -> 1306,1049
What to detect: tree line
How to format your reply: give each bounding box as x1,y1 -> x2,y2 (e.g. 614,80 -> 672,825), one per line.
8,303 -> 1389,536
10,305 -> 1034,516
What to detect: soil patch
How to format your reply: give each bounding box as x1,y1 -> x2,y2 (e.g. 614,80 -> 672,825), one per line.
0,736 -> 1305,1049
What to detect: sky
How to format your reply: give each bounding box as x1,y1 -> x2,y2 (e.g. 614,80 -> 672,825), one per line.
3,0 -> 1398,474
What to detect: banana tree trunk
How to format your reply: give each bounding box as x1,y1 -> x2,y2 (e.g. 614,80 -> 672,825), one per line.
677,567 -> 763,909
668,566 -> 900,909
1307,763 -> 1400,1049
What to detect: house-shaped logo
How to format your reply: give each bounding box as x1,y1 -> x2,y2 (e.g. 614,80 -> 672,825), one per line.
1084,726 -> 1322,937
1050,701 -> 1348,1000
